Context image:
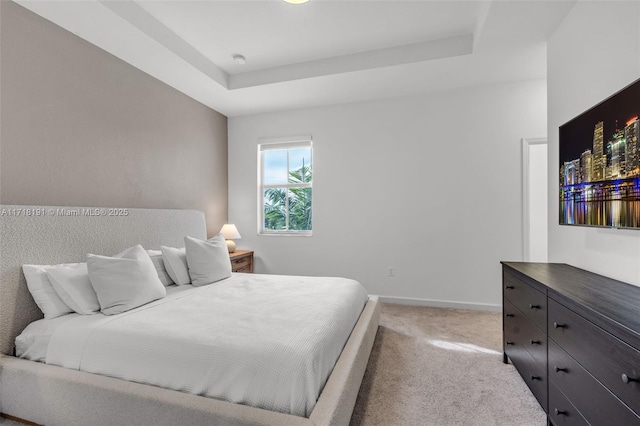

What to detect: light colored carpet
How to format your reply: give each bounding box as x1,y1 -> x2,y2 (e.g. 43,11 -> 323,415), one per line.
350,303 -> 547,426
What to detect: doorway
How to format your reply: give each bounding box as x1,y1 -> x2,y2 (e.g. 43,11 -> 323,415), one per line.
522,138 -> 548,262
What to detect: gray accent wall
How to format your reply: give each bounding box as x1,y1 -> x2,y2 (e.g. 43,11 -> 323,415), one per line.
0,1 -> 228,237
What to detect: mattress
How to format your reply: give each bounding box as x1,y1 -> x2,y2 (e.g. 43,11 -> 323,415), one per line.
16,273 -> 368,417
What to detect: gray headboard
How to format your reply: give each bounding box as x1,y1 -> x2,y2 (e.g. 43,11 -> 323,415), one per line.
0,205 -> 207,355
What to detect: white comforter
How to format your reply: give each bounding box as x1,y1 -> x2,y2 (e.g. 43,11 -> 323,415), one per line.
45,273 -> 368,417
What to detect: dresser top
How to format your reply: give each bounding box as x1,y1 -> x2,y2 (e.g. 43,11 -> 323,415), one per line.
501,262 -> 640,349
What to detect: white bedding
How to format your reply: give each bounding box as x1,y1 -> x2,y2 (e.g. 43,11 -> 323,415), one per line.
33,273 -> 367,417
15,313 -> 78,362
16,285 -> 191,362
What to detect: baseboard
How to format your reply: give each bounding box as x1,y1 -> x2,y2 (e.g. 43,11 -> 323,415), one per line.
375,295 -> 501,312
0,413 -> 42,426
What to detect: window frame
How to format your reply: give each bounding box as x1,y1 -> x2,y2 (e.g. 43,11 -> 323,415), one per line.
258,138 -> 313,236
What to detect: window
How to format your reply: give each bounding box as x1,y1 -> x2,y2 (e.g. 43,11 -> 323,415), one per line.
259,139 -> 312,235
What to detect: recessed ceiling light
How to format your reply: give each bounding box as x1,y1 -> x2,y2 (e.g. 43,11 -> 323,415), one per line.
232,54 -> 246,65
284,0 -> 310,4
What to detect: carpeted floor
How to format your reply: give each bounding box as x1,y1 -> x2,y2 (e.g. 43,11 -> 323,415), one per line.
350,303 -> 547,426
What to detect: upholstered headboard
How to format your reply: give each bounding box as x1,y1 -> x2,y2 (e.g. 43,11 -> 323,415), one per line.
0,205 -> 207,355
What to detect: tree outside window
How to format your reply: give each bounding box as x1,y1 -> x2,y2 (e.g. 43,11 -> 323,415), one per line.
259,141 -> 312,235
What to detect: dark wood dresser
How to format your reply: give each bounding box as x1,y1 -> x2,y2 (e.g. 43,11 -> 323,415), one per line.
501,262 -> 640,425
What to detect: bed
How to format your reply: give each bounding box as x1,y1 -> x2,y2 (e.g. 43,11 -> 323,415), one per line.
0,205 -> 380,426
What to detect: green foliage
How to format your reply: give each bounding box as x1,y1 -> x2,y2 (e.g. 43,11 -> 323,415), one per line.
264,188 -> 287,230
264,165 -> 312,231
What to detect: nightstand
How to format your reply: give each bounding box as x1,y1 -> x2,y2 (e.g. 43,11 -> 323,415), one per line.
229,250 -> 253,273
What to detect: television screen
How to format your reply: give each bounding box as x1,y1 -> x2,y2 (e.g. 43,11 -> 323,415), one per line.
559,78 -> 640,229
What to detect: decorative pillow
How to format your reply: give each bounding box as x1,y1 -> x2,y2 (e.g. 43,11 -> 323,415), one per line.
22,264 -> 74,319
46,263 -> 100,315
146,249 -> 175,286
184,234 -> 232,287
87,245 -> 166,315
160,246 -> 190,285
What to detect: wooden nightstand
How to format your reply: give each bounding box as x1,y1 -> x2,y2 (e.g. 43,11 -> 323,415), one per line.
229,250 -> 253,273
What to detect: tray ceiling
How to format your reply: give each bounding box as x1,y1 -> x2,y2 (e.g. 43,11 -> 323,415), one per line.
15,0 -> 576,116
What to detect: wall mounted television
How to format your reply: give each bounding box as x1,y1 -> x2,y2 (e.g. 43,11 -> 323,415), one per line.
559,78 -> 640,229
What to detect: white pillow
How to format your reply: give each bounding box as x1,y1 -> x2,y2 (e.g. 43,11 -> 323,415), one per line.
22,264 -> 74,319
160,246 -> 190,285
184,234 -> 232,287
146,249 -> 175,286
46,263 -> 100,315
87,245 -> 166,315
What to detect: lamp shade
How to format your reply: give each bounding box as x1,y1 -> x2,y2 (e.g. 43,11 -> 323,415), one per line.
220,224 -> 241,240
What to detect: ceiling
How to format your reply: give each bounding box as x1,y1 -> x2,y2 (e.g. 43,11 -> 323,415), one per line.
15,0 -> 576,117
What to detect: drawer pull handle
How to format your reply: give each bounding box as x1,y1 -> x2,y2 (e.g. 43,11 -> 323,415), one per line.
554,367 -> 568,373
554,409 -> 568,416
506,341 -> 514,346
529,304 -> 541,310
530,375 -> 541,381
505,313 -> 514,318
505,285 -> 514,289
622,374 -> 639,384
530,340 -> 541,345
553,322 -> 567,329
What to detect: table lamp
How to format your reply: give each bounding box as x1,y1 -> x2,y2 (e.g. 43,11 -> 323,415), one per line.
220,224 -> 241,253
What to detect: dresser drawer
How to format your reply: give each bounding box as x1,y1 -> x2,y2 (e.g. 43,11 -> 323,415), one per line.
548,339 -> 640,425
549,298 -> 640,416
549,381 -> 588,426
230,252 -> 253,273
504,299 -> 546,369
503,272 -> 547,330
231,257 -> 251,272
506,342 -> 548,412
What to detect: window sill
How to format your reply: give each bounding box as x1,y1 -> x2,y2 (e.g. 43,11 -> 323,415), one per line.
259,232 -> 312,237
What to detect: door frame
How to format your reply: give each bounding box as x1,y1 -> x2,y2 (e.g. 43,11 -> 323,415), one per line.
522,137 -> 548,261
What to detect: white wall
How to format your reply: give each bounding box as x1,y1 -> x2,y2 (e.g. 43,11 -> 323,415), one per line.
229,79 -> 547,309
548,1 -> 640,286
